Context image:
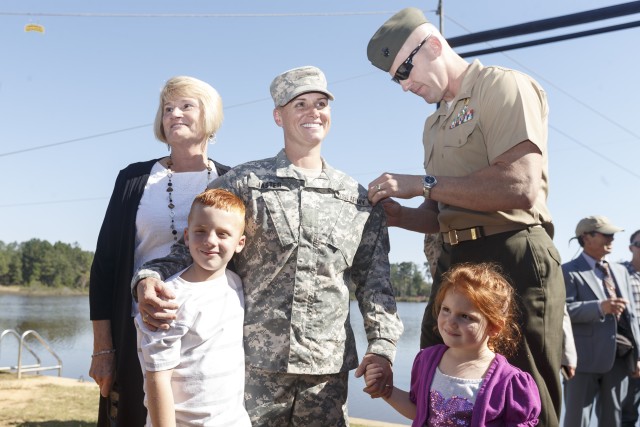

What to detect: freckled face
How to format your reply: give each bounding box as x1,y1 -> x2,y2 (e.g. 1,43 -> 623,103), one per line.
184,204 -> 245,281
437,290 -> 491,351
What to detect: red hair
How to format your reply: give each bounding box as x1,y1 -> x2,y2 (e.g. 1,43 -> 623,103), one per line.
432,262 -> 521,357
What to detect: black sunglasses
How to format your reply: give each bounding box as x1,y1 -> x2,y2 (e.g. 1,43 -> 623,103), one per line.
631,242 -> 640,248
590,231 -> 614,238
392,34 -> 431,84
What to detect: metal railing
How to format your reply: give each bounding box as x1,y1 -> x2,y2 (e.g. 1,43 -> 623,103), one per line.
0,329 -> 63,378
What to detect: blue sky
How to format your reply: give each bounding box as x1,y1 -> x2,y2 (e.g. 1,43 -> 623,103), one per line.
2,0 -> 639,270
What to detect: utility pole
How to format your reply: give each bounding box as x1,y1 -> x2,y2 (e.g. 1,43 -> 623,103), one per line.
436,0 -> 444,35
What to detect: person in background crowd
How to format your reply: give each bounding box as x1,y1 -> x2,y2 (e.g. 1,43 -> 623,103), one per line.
563,216 -> 640,427
621,229 -> 640,426
89,76 -> 230,426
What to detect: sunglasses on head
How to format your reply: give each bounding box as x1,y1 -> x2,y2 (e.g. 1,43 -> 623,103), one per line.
392,34 -> 432,84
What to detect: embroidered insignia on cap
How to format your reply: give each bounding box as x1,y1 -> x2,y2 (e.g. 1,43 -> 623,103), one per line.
382,48 -> 390,57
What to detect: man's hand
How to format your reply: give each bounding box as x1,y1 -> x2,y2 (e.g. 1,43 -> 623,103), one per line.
368,173 -> 422,205
561,365 -> 576,380
633,361 -> 640,379
600,297 -> 628,317
354,353 -> 393,399
137,277 -> 179,331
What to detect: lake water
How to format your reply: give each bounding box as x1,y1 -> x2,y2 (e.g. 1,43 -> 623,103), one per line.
0,294 -> 422,425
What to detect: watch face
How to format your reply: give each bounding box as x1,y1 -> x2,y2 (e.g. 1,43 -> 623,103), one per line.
424,175 -> 436,186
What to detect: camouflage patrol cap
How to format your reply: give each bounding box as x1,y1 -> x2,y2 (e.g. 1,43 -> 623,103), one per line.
270,66 -> 334,107
367,8 -> 429,72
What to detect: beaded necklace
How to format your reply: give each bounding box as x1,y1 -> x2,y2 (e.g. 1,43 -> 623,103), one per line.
166,157 -> 212,241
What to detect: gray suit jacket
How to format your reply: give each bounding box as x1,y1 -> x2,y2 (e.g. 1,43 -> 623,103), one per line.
563,254 -> 640,374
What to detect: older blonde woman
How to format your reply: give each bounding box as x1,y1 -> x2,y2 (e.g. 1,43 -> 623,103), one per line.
89,76 -> 230,426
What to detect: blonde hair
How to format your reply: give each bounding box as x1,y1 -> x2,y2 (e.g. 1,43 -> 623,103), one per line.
188,189 -> 245,233
154,76 -> 223,147
432,262 -> 521,357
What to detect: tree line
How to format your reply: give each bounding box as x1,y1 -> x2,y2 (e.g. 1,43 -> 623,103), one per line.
0,239 -> 431,298
389,261 -> 432,300
0,239 -> 93,289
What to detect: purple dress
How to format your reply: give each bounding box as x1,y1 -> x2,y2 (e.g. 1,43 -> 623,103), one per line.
409,344 -> 540,427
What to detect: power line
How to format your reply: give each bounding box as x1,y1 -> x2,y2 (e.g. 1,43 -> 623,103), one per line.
2,5 -> 638,183
550,125 -> 640,180
0,197 -> 107,208
445,15 -> 640,143
0,98 -> 275,157
458,20 -> 640,57
0,10 -> 399,18
448,1 -> 640,46
0,124 -> 151,157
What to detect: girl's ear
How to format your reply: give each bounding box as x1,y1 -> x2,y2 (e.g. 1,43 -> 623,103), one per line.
490,319 -> 505,337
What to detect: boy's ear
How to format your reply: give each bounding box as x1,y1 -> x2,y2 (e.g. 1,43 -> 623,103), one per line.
235,235 -> 246,253
183,228 -> 190,246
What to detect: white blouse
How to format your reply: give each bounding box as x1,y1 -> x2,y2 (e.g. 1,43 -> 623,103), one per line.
132,161 -> 217,312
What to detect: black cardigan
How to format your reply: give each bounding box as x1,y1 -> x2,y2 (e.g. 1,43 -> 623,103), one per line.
89,157 -> 230,426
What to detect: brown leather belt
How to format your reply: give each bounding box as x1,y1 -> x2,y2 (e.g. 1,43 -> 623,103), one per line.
442,224 -> 540,245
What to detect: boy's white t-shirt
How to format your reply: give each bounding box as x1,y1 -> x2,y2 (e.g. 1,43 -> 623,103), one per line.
135,268 -> 250,427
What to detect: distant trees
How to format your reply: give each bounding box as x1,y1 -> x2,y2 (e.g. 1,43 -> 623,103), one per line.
1,239 -> 431,298
0,239 -> 93,289
389,261 -> 431,300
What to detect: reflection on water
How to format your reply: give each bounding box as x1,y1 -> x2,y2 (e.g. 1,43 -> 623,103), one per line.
0,294 -> 93,377
0,294 -> 423,424
348,300 -> 425,425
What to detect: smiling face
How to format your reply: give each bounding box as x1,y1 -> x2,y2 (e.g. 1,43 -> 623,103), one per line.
162,96 -> 205,146
437,289 -> 493,352
274,92 -> 331,150
183,203 -> 245,282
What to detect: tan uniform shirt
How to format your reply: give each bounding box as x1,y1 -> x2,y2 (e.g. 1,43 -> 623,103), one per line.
423,59 -> 552,232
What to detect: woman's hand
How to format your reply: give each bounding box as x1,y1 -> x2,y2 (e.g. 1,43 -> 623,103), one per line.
89,352 -> 115,397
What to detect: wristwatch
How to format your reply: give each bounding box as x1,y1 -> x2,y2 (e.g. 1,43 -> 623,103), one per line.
422,175 -> 437,199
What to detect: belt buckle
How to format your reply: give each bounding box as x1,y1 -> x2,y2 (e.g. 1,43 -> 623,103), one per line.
448,229 -> 460,245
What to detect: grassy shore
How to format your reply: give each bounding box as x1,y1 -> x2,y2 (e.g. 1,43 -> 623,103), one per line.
0,373 -> 408,427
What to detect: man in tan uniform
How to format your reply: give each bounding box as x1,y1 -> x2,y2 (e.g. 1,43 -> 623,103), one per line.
365,8 -> 565,427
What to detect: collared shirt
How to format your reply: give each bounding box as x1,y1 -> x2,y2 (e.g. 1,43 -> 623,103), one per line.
423,59 -> 552,232
621,260 -> 640,322
134,149 -> 403,375
581,252 -> 604,279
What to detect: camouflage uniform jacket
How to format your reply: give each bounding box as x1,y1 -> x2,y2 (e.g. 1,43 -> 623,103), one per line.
133,149 -> 403,375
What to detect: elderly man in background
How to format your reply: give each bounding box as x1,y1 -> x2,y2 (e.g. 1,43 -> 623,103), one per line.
563,216 -> 640,427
